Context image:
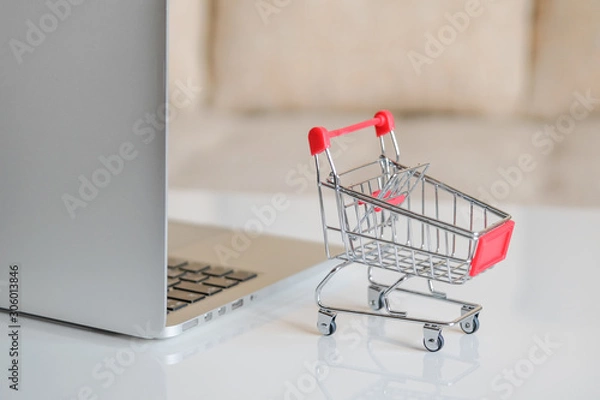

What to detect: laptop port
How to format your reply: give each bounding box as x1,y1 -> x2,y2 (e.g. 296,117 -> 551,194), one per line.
232,299 -> 244,310
218,306 -> 226,316
183,319 -> 199,331
204,312 -> 213,322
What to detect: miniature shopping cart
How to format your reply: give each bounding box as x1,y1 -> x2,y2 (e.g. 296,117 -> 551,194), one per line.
308,110 -> 514,352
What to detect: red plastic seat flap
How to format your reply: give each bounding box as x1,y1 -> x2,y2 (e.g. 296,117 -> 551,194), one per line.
470,220 -> 515,277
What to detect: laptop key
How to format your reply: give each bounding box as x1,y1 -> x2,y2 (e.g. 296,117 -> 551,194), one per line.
195,285 -> 223,296
167,278 -> 180,287
181,262 -> 210,273
180,272 -> 209,283
175,282 -> 222,296
228,270 -> 258,282
168,257 -> 188,269
167,299 -> 188,311
168,269 -> 186,279
204,277 -> 239,289
168,290 -> 205,303
203,266 -> 234,277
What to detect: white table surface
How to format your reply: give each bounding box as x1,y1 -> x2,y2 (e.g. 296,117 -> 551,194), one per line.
1,190 -> 599,400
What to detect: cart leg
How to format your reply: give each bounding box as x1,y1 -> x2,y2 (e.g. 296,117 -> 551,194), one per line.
317,309 -> 337,336
382,275 -> 409,316
427,280 -> 447,299
423,324 -> 445,352
459,305 -> 480,334
315,260 -> 352,308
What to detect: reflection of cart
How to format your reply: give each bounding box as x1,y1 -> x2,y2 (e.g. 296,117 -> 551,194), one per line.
308,110 -> 514,352
315,322 -> 481,400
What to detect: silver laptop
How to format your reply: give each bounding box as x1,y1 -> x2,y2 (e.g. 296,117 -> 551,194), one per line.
0,0 -> 324,338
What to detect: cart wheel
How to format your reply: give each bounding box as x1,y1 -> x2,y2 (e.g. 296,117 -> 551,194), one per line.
317,310 -> 337,336
325,320 -> 337,336
460,314 -> 480,335
423,333 -> 445,352
368,285 -> 385,311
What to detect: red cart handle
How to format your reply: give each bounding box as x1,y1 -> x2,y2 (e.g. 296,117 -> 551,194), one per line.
308,110 -> 395,156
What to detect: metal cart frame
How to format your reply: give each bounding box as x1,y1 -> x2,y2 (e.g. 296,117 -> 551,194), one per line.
308,110 -> 515,352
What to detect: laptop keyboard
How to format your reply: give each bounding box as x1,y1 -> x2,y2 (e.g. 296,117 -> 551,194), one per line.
166,257 -> 257,313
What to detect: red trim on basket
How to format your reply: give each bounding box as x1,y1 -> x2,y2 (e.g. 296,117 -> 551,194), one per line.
470,220 -> 515,277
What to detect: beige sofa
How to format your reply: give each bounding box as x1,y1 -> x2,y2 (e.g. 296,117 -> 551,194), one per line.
167,0 -> 600,208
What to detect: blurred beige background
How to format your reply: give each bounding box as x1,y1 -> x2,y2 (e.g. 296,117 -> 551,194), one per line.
167,0 -> 600,208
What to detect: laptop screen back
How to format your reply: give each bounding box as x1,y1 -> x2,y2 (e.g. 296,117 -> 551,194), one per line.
0,0 -> 169,336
